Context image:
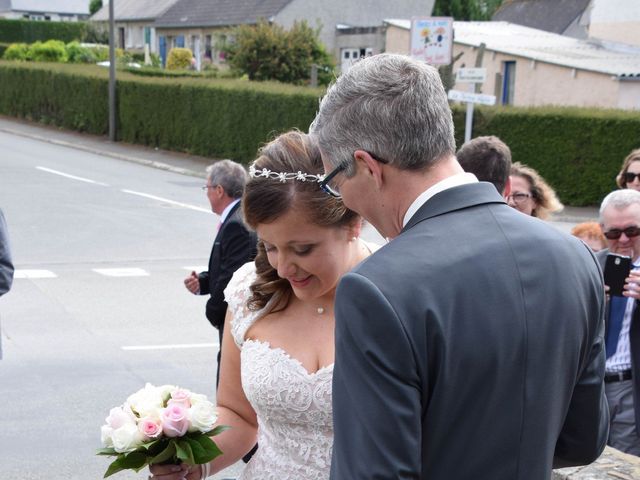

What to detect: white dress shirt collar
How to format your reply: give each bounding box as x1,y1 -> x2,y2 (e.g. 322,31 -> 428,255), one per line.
402,172 -> 478,228
220,198 -> 241,224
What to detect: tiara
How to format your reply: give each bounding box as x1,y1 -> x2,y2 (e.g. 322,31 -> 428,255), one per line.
249,165 -> 325,183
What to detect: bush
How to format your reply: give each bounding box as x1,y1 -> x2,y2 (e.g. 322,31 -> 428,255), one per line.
28,40 -> 68,62
0,19 -> 86,43
166,48 -> 193,70
0,43 -> 10,58
224,20 -> 335,85
3,43 -> 30,61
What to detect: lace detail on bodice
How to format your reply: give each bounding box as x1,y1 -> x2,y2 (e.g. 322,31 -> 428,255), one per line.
223,262 -> 334,479
224,262 -> 262,347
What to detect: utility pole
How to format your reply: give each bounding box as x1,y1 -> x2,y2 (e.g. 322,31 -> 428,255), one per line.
108,0 -> 116,142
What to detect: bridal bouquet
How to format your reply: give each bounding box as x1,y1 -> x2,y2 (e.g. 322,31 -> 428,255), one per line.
97,383 -> 228,478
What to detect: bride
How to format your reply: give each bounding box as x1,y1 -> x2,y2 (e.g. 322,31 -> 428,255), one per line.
149,130 -> 374,480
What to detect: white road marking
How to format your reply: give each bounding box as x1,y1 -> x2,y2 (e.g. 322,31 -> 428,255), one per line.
122,343 -> 219,351
36,166 -> 109,186
14,269 -> 57,279
92,268 -> 150,277
122,189 -> 212,213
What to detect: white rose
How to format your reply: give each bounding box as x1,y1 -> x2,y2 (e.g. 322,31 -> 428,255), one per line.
100,425 -> 114,448
105,406 -> 136,430
127,384 -> 165,418
188,401 -> 218,433
188,393 -> 208,406
111,423 -> 143,453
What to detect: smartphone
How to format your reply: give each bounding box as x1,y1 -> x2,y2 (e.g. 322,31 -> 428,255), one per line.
604,254 -> 632,297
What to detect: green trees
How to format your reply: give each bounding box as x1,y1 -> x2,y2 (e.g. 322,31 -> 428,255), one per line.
223,20 -> 334,85
433,0 -> 503,20
89,0 -> 103,16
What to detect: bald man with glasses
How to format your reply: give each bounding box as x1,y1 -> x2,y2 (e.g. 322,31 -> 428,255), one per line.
598,188 -> 640,455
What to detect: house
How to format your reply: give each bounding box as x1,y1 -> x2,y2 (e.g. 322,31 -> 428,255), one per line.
383,20 -> 640,110
0,0 -> 89,21
493,0 -> 640,47
152,0 -> 434,68
492,0 -> 592,39
91,0 -> 180,53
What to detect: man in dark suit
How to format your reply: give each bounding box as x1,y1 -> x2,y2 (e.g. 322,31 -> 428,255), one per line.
0,208 -> 14,360
184,160 -> 257,385
597,189 -> 640,455
310,53 -> 608,479
457,135 -> 512,196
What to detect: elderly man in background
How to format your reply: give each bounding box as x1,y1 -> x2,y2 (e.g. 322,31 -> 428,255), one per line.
184,160 -> 257,386
598,189 -> 640,456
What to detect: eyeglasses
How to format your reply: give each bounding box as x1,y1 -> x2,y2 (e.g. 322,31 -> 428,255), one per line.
624,172 -> 640,183
506,192 -> 532,204
319,151 -> 389,198
319,163 -> 347,198
201,184 -> 218,191
603,226 -> 640,240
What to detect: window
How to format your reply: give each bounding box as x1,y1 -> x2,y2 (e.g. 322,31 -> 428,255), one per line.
205,35 -> 212,59
502,61 -> 516,105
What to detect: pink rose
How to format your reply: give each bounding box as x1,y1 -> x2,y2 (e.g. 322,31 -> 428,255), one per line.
138,417 -> 162,439
168,389 -> 191,409
161,404 -> 189,437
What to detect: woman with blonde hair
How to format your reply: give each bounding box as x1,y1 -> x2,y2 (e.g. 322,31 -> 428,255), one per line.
615,148 -> 640,191
507,162 -> 563,220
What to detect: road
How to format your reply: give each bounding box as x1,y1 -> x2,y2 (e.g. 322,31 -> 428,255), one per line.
0,131 -> 243,479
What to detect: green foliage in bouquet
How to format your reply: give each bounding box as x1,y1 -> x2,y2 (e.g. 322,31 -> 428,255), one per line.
96,426 -> 228,478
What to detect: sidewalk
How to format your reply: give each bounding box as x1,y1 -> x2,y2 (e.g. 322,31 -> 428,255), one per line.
0,115 -> 214,179
0,115 -> 600,226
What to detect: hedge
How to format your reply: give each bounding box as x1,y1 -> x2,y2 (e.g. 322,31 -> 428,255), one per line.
452,106 -> 640,206
0,60 -> 638,205
0,61 -> 322,162
0,19 -> 87,43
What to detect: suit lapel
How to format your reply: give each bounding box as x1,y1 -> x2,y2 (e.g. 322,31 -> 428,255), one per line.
402,182 -> 507,233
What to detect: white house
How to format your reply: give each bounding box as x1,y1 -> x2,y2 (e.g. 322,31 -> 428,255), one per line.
0,0 -> 89,21
384,20 -> 640,110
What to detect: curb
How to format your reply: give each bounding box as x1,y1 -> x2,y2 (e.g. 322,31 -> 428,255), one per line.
0,126 -> 206,179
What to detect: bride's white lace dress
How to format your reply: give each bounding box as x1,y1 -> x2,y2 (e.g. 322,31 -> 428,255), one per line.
224,262 -> 333,480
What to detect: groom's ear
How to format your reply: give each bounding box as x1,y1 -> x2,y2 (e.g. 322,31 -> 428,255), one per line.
353,150 -> 384,189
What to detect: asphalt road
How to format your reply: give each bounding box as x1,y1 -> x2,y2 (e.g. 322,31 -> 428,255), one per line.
0,131 -> 243,479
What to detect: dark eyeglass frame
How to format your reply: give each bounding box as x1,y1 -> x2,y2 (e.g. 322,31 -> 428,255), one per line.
624,172 -> 640,183
319,151 -> 389,198
506,192 -> 532,204
603,226 -> 640,240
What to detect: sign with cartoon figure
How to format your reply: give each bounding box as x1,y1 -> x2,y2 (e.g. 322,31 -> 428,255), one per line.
410,17 -> 453,65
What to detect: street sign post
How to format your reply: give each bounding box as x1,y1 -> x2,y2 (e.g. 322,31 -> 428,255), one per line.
410,17 -> 454,65
450,67 -> 495,143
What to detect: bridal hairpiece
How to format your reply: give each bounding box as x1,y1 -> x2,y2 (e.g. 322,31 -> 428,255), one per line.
249,165 -> 325,183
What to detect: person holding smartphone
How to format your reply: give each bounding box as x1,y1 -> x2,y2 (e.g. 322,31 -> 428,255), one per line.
598,189 -> 640,456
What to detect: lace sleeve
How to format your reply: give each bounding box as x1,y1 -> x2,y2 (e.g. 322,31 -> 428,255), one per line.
224,261 -> 260,347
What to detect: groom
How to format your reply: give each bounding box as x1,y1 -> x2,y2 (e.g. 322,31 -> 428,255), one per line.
310,54 -> 608,479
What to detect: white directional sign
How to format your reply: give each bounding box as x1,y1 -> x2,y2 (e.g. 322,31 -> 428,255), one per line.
456,68 -> 487,83
448,89 -> 496,106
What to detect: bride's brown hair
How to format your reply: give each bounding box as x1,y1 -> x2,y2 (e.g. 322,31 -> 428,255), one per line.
243,130 -> 359,313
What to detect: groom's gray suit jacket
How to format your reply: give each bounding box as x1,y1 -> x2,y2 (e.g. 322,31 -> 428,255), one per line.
330,182 -> 609,480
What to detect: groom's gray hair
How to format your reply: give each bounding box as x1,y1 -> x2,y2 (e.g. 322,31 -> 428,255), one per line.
309,53 -> 456,176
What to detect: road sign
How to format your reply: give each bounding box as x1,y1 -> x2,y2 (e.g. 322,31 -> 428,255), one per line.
448,89 -> 496,106
456,68 -> 486,83
410,17 -> 453,65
